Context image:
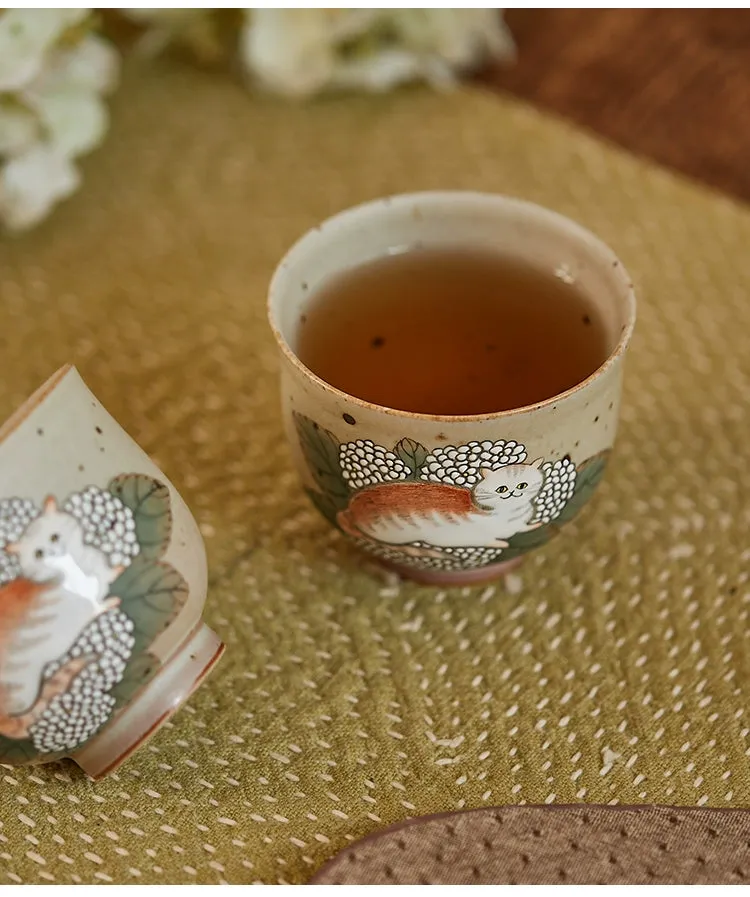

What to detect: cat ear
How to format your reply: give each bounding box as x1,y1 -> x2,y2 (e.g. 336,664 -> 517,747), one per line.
479,467 -> 494,478
4,542 -> 18,554
531,458 -> 545,469
43,496 -> 58,514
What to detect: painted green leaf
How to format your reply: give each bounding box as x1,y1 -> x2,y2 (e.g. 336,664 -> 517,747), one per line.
556,451 -> 610,525
395,438 -> 429,479
294,413 -> 350,509
111,558 -> 188,656
0,734 -> 38,764
501,523 -> 558,560
108,473 -> 172,560
306,488 -> 343,530
111,651 -> 160,710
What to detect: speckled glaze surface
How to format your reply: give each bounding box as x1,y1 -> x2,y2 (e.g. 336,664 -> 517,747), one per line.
269,193 -> 636,583
0,365 -> 224,777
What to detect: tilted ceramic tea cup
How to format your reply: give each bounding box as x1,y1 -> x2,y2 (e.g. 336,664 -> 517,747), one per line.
0,365 -> 224,777
268,192 -> 636,585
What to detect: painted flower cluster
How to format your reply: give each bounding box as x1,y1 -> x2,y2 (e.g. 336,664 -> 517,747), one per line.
340,440 -> 410,490
534,457 -> 577,525
356,539 -> 503,574
0,497 -> 38,584
64,485 -> 140,568
31,609 -> 135,754
420,440 -> 528,488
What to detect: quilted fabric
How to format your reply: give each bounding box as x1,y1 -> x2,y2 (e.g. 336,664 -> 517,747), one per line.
0,62 -> 749,883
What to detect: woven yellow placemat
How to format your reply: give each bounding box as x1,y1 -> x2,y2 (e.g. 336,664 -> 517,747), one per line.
1,62 -> 749,884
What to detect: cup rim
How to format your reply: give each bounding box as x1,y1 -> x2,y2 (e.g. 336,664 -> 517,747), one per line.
0,363 -> 74,445
268,191 -> 637,423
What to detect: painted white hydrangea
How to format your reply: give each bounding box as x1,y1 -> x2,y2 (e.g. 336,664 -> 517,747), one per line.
0,496 -> 39,584
339,439 -> 410,490
240,9 -> 515,98
31,608 -> 135,753
64,485 -> 140,568
533,456 -> 577,524
420,440 -> 528,488
357,537 -> 503,574
0,9 -> 119,231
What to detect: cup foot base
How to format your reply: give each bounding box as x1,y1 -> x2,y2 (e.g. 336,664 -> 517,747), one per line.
381,556 -> 524,586
72,623 -> 224,780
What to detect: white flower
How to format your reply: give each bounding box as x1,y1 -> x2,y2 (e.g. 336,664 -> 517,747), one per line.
0,11 -> 119,231
31,34 -> 119,96
23,88 -> 109,158
0,9 -> 89,92
0,145 -> 79,231
239,10 -> 366,98
240,8 -> 514,98
394,10 -> 515,72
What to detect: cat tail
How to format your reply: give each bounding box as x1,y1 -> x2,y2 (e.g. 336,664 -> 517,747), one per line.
0,656 -> 91,740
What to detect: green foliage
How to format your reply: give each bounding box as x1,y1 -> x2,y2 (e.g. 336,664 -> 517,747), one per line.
108,473 -> 172,560
0,734 -> 37,764
294,413 -> 350,510
306,488 -> 343,529
110,652 -> 160,710
556,451 -> 610,525
112,558 -> 188,656
395,437 -> 429,479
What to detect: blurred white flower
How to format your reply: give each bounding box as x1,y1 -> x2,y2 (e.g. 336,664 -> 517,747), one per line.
0,9 -> 88,92
0,10 -> 119,231
240,9 -> 515,98
0,145 -> 79,231
0,8 -> 517,231
31,34 -> 119,95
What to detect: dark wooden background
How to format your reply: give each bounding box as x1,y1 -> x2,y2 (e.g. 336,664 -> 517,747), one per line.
484,10 -> 750,201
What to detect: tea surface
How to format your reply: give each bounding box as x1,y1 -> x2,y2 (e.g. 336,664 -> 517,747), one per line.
296,247 -> 609,415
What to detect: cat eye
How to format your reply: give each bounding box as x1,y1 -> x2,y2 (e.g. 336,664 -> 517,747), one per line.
50,533 -> 59,543
34,549 -> 44,560
518,482 -> 528,489
496,485 -> 508,493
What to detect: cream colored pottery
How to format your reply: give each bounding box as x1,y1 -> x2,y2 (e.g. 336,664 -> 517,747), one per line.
0,365 -> 223,777
269,192 -> 636,585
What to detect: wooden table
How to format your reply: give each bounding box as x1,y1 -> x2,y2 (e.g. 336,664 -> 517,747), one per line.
485,10 -> 750,202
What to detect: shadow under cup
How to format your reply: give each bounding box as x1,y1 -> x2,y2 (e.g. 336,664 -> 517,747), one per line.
269,192 -> 636,585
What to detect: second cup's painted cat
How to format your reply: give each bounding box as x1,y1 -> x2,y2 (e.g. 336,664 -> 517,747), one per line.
0,497 -> 121,738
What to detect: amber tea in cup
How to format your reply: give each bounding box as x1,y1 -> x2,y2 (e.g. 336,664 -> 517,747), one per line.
297,246 -> 609,416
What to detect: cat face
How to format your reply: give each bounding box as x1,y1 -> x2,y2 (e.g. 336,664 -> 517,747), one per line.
474,462 -> 545,507
5,497 -> 84,582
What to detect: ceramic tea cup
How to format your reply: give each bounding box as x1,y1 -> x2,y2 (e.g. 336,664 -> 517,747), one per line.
0,365 -> 224,777
268,192 -> 636,585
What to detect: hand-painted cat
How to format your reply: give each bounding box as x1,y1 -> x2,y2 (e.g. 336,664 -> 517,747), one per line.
338,461 -> 545,551
0,497 -> 121,740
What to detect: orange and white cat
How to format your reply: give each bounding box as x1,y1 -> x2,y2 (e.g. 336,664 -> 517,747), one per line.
338,462 -> 545,551
0,497 -> 122,740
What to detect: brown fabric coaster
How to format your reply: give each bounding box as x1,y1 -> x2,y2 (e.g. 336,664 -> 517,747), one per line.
311,805 -> 750,884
